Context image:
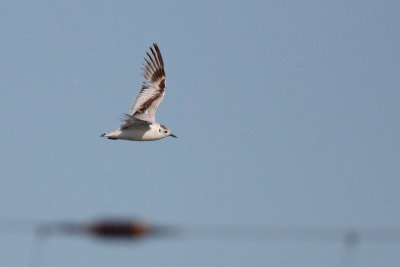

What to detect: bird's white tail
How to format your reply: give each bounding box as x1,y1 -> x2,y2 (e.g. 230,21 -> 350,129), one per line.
100,130 -> 121,140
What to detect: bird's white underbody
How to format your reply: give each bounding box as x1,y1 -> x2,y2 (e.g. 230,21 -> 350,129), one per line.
102,122 -> 176,141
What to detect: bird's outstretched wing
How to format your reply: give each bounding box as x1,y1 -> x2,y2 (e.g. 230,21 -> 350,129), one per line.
129,43 -> 165,122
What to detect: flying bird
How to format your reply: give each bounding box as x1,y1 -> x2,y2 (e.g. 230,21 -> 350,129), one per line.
101,43 -> 177,141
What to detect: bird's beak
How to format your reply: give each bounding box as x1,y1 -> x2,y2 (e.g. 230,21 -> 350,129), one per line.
170,133 -> 177,138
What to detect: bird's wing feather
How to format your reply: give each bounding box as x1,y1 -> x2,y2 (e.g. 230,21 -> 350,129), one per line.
121,114 -> 151,130
129,43 -> 165,122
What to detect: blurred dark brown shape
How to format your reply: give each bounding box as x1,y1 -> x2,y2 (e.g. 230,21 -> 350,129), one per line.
85,220 -> 152,239
35,218 -> 178,240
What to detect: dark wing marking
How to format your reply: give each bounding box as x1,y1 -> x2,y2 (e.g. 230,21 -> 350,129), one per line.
129,43 -> 166,122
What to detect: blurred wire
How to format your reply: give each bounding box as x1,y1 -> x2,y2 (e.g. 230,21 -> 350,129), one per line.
177,224 -> 400,244
1,217 -> 400,267
2,217 -> 400,243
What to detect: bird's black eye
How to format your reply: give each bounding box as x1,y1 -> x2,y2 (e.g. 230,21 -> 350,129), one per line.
164,131 -> 168,133
159,129 -> 161,132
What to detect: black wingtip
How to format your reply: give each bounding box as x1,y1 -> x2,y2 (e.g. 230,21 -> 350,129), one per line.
101,133 -> 106,137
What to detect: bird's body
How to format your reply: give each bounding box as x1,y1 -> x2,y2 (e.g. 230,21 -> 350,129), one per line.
101,43 -> 176,141
102,122 -> 170,141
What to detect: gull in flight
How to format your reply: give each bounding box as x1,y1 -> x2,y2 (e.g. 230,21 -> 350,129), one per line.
101,43 -> 177,141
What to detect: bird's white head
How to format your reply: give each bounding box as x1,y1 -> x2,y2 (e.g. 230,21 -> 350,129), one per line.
158,124 -> 177,139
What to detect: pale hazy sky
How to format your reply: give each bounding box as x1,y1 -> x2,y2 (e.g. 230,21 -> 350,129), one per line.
1,1 -> 399,266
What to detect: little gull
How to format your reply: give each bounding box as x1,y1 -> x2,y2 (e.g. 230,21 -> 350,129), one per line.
101,43 -> 177,141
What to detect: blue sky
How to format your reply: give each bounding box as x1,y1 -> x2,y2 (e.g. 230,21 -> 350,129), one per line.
1,0 -> 399,266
